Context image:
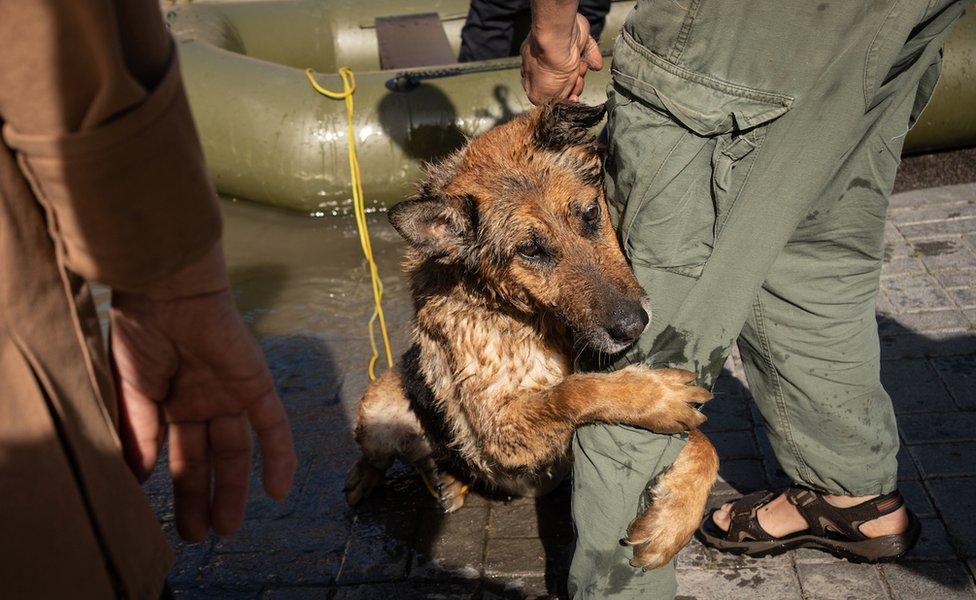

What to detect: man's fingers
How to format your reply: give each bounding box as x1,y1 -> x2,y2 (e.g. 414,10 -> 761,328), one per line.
245,386 -> 297,500
583,38 -> 603,71
116,377 -> 163,480
209,414 -> 252,536
170,421 -> 212,542
571,75 -> 586,99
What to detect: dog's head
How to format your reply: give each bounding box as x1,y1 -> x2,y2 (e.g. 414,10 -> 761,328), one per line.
390,100 -> 649,354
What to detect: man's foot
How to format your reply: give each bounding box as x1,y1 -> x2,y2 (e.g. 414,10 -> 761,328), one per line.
711,490 -> 911,538
695,486 -> 921,563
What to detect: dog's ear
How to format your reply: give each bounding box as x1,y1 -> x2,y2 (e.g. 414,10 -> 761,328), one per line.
531,100 -> 607,152
388,194 -> 475,261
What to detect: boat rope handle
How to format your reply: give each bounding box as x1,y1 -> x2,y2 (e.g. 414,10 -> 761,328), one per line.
305,67 -> 394,381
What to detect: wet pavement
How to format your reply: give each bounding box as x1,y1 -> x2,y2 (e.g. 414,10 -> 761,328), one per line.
148,180 -> 976,599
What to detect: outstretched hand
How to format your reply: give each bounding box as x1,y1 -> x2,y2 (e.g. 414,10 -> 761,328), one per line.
521,13 -> 603,105
110,245 -> 297,542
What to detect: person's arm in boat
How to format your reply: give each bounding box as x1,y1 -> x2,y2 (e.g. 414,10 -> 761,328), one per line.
521,0 -> 603,105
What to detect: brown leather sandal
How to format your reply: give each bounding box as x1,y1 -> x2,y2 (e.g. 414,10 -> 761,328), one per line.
696,486 -> 921,563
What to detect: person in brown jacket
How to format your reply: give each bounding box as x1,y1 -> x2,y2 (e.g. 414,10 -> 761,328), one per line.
0,2 -> 298,598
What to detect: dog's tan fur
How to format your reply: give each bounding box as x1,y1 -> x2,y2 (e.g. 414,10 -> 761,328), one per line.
346,102 -> 719,568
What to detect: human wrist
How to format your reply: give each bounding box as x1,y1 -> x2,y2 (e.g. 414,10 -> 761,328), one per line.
117,242 -> 230,301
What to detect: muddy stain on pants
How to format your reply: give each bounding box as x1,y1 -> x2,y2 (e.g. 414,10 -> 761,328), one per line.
568,1 -> 972,597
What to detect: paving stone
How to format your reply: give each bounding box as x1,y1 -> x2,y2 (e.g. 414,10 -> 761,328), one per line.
889,183 -> 976,210
881,256 -> 928,278
878,310 -> 971,335
701,395 -> 754,432
163,523 -> 215,589
709,545 -> 793,569
412,507 -> 486,580
890,201 -> 976,226
926,478 -> 976,558
709,430 -> 759,460
675,565 -> 802,599
214,518 -> 349,555
912,238 -> 976,271
481,576 -> 551,599
712,460 -> 767,497
488,503 -> 541,541
881,561 -> 976,599
796,562 -> 887,600
261,587 -> 331,599
904,518 -> 958,561
897,480 -> 936,518
675,538 -> 712,570
334,581 -> 481,599
792,548 -> 844,564
883,275 -> 956,313
877,291 -> 897,315
931,355 -> 976,409
910,442 -> 976,478
196,549 -> 339,590
713,368 -> 751,400
485,536 -> 547,577
935,269 -> 976,289
900,217 -> 976,240
880,358 -> 958,413
950,286 -> 976,308
884,231 -> 917,257
487,498 -> 574,546
174,588 -> 261,600
881,331 -> 976,360
337,508 -> 419,584
897,446 -> 921,482
899,411 -> 976,444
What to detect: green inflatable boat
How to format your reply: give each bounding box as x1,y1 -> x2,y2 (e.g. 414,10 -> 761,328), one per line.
166,1 -> 976,214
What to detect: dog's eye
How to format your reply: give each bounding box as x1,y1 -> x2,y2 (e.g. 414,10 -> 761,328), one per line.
581,203 -> 600,223
517,240 -> 543,259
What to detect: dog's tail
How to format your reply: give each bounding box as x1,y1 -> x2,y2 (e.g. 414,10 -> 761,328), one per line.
622,428 -> 719,569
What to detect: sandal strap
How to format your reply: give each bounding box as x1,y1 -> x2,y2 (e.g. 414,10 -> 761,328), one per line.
725,490 -> 778,542
786,486 -> 905,541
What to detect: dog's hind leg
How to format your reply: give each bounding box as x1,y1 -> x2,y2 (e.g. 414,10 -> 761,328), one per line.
346,369 -> 431,506
623,429 -> 720,569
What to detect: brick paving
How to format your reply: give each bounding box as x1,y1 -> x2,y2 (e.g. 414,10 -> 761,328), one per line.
151,182 -> 976,599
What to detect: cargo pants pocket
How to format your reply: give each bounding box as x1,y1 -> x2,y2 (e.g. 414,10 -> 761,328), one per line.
609,95 -> 766,279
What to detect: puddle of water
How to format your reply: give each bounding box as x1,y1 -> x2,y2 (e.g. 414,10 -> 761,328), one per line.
221,198 -> 412,372
93,197 -> 413,398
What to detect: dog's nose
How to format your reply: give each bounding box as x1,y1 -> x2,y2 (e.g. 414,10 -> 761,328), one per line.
607,304 -> 649,344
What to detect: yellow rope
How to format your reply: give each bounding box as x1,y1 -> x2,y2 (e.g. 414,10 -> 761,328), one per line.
305,67 -> 394,380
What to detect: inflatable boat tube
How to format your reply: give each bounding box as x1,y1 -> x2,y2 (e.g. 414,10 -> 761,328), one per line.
167,1 -> 976,214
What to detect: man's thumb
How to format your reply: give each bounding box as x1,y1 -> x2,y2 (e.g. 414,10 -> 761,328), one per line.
583,38 -> 603,71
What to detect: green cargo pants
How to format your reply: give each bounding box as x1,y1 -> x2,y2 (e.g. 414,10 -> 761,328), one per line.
568,1 -> 970,598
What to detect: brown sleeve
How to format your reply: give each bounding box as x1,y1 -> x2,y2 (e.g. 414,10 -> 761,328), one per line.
0,0 -> 222,292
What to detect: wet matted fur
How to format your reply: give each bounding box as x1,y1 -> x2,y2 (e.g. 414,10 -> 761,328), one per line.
346,101 -> 719,569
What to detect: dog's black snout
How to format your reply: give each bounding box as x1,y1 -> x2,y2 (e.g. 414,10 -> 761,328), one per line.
607,303 -> 649,344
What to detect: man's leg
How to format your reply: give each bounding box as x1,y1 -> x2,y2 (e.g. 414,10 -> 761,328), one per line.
569,426 -> 684,598
570,2 -> 967,596
710,33 -> 930,537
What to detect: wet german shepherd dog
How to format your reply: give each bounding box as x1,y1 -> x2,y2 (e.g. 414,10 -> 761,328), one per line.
346,101 -> 719,568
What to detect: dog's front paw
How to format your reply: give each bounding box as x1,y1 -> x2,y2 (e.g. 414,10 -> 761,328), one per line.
620,367 -> 710,433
